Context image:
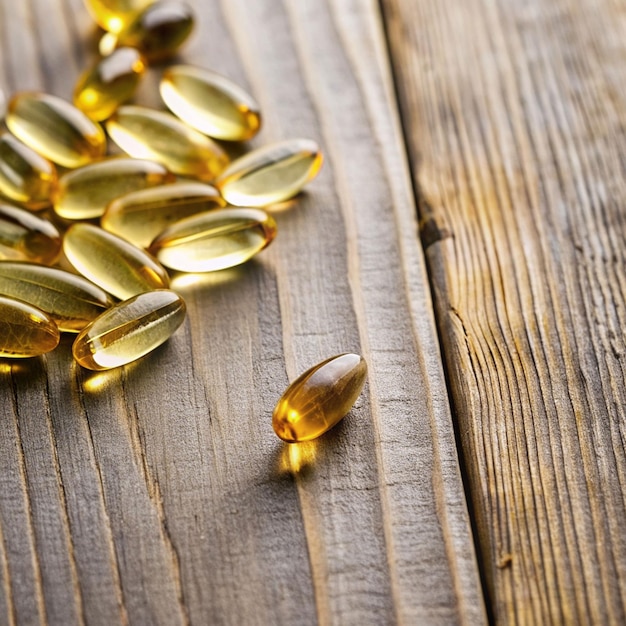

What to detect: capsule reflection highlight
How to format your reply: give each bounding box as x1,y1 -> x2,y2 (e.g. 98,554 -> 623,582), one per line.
6,92 -> 106,168
63,222 -> 170,300
74,48 -> 146,121
0,295 -> 60,357
215,139 -> 323,207
272,354 -> 367,443
72,289 -> 186,370
148,207 -> 277,272
106,106 -> 228,181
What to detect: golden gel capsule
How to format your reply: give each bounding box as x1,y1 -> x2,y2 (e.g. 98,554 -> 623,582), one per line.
149,207 -> 276,272
6,92 -> 106,168
99,1 -> 194,62
160,65 -> 261,141
74,48 -> 146,121
272,353 -> 367,443
0,134 -> 57,209
214,139 -> 323,207
83,0 -> 155,33
102,181 -> 226,248
53,157 -> 174,220
0,295 -> 60,357
73,289 -> 185,370
64,223 -> 170,300
0,204 -> 61,265
107,106 -> 228,181
0,262 -> 114,332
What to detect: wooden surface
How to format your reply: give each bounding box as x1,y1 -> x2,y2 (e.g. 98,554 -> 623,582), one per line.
0,0 -> 624,624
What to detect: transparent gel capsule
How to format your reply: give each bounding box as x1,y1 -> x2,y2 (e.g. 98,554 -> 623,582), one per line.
160,65 -> 261,141
0,204 -> 62,265
83,0 -> 155,33
272,353 -> 367,443
0,262 -> 114,332
102,181 -> 226,248
148,207 -> 276,272
99,1 -> 194,62
107,106 -> 228,181
214,139 -> 323,207
0,134 -> 57,209
0,295 -> 60,358
74,48 -> 146,121
63,223 -> 170,300
53,157 -> 175,220
6,92 -> 106,168
72,289 -> 186,370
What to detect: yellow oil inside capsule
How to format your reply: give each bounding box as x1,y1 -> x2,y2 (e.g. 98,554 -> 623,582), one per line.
107,106 -> 228,181
160,65 -> 261,141
148,207 -> 276,272
101,181 -> 226,248
83,0 -> 155,33
99,1 -> 194,62
0,262 -> 114,332
73,289 -> 185,370
6,92 -> 106,168
0,134 -> 57,209
64,223 -> 170,300
74,48 -> 146,122
53,157 -> 175,220
0,204 -> 61,265
214,139 -> 323,207
272,353 -> 367,443
0,295 -> 60,357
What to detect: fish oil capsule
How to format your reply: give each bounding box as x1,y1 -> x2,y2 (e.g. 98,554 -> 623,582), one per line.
53,157 -> 174,220
64,223 -> 170,300
0,262 -> 114,332
106,106 -> 228,181
148,207 -> 276,272
83,0 -> 155,33
0,204 -> 62,265
6,92 -> 106,168
0,295 -> 60,357
99,1 -> 194,62
160,65 -> 261,141
74,48 -> 146,121
214,139 -> 323,207
102,181 -> 226,248
272,354 -> 367,443
0,134 -> 57,209
73,289 -> 185,370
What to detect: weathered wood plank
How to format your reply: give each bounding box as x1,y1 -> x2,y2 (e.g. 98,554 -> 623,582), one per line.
0,0 -> 484,623
383,0 -> 626,622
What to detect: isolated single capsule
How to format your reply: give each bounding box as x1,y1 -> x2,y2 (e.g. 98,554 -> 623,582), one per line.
149,207 -> 276,272
6,92 -> 106,168
0,134 -> 57,209
0,295 -> 60,358
272,353 -> 367,443
53,157 -> 174,220
102,181 -> 226,248
64,223 -> 170,300
160,65 -> 261,141
214,139 -> 323,207
0,262 -> 114,332
0,204 -> 61,264
99,1 -> 194,62
83,0 -> 155,33
74,48 -> 146,121
73,289 -> 186,370
107,106 -> 228,181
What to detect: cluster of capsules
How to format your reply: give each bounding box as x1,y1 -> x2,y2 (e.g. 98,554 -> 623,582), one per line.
0,0 -> 366,443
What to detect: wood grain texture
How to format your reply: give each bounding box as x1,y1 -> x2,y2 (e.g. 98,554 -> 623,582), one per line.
383,0 -> 626,622
0,0 -> 484,623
